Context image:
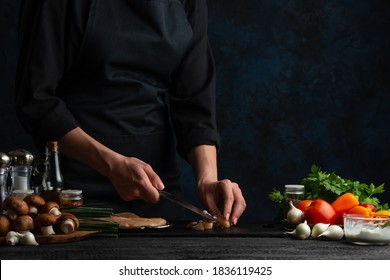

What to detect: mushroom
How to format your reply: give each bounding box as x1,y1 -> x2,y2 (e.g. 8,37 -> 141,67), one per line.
56,212 -> 79,234
0,214 -> 11,236
41,201 -> 61,218
2,196 -> 29,220
34,213 -> 57,235
12,215 -> 34,233
24,194 -> 45,216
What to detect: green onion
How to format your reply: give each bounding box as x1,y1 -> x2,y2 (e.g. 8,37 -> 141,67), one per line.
78,220 -> 119,238
60,206 -> 113,219
60,206 -> 119,237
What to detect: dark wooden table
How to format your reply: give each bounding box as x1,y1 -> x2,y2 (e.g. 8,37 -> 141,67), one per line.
1,222 -> 389,260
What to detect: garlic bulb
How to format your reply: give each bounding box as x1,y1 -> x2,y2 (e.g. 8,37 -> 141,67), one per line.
286,201 -> 305,224
317,225 -> 344,240
286,220 -> 311,240
5,231 -> 21,246
311,223 -> 330,239
19,231 -> 39,246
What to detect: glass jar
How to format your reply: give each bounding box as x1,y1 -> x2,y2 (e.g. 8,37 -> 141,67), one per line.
8,149 -> 34,191
284,184 -> 305,212
283,184 -> 305,230
0,152 -> 11,205
60,189 -> 84,207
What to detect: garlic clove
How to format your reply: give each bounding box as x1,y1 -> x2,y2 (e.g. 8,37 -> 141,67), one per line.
286,201 -> 305,224
286,220 -> 311,240
5,231 -> 21,246
311,223 -> 330,239
317,225 -> 344,240
19,231 -> 39,246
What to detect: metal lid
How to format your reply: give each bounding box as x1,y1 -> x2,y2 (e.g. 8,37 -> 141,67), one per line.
0,152 -> 11,168
61,189 -> 83,195
285,184 -> 305,194
8,149 -> 35,166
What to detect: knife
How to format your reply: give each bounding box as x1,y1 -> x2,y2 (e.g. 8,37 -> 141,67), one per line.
159,190 -> 217,222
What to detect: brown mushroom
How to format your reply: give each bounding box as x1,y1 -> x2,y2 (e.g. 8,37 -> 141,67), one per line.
24,194 -> 46,216
41,201 -> 61,218
34,213 -> 57,235
0,214 -> 11,236
12,215 -> 34,232
56,212 -> 79,234
2,196 -> 29,220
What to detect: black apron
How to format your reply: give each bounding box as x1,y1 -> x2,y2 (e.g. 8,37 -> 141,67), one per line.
57,0 -> 193,219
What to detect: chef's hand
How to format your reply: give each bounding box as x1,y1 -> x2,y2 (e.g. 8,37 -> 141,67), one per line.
106,155 -> 165,203
197,179 -> 246,225
59,127 -> 164,203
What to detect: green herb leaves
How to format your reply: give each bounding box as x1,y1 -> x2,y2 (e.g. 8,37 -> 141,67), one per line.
268,164 -> 389,211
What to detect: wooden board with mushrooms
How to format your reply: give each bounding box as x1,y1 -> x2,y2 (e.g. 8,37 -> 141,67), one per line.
0,194 -> 96,246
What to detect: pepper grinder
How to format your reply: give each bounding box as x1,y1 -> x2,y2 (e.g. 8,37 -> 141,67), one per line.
8,149 -> 35,191
0,152 -> 12,205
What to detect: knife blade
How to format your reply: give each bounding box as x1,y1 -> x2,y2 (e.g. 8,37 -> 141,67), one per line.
159,190 -> 217,222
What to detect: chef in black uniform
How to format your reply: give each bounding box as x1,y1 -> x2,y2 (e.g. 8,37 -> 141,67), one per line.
15,0 -> 246,223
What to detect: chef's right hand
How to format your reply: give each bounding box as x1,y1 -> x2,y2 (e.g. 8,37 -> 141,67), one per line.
58,128 -> 164,203
105,155 -> 165,203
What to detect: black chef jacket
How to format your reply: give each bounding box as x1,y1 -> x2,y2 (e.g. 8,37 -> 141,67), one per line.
15,0 -> 220,219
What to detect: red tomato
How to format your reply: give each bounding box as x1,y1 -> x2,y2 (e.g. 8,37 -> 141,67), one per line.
304,199 -> 336,224
296,200 -> 313,212
359,203 -> 376,212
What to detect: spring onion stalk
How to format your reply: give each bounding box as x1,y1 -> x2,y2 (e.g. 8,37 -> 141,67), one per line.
60,206 -> 114,219
78,220 -> 119,238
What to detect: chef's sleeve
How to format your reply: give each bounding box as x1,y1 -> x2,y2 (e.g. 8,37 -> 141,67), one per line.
14,0 -> 89,146
170,0 -> 221,159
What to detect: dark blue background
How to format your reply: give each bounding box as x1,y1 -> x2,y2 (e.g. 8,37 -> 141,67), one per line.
1,0 -> 389,222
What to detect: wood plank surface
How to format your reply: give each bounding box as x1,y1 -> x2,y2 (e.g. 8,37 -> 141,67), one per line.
0,230 -> 99,246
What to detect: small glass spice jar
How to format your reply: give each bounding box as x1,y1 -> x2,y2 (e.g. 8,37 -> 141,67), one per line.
60,189 -> 84,207
284,184 -> 305,217
283,184 -> 305,230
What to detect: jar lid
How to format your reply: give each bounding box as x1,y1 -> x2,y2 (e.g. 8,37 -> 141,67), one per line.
61,189 -> 83,196
285,184 -> 305,193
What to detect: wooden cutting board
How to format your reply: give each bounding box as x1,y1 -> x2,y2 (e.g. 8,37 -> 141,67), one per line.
0,230 -> 99,246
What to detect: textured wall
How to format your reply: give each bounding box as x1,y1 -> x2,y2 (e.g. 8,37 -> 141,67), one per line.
206,0 -> 390,221
1,0 -> 389,222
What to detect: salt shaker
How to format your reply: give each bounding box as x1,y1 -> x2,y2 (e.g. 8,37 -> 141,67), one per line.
8,149 -> 34,191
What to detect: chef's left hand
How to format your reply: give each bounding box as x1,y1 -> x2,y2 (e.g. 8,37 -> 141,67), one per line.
197,179 -> 246,225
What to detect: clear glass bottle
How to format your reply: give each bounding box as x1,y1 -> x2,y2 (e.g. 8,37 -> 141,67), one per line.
0,152 -> 12,208
41,141 -> 64,204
